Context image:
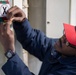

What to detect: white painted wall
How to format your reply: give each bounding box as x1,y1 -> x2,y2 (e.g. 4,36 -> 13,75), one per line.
70,0 -> 76,25
13,0 -> 22,9
46,0 -> 70,38
0,44 -> 6,75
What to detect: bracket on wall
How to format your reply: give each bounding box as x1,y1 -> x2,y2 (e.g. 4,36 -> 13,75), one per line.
22,0 -> 29,8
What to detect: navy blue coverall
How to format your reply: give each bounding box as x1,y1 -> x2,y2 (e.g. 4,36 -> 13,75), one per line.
2,19 -> 76,75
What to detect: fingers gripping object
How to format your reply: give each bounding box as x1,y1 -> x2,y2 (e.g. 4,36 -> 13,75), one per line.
0,0 -> 10,23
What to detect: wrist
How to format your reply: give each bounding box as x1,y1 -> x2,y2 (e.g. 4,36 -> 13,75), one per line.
4,46 -> 15,53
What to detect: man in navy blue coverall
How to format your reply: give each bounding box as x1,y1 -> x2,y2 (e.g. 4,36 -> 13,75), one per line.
0,6 -> 76,75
